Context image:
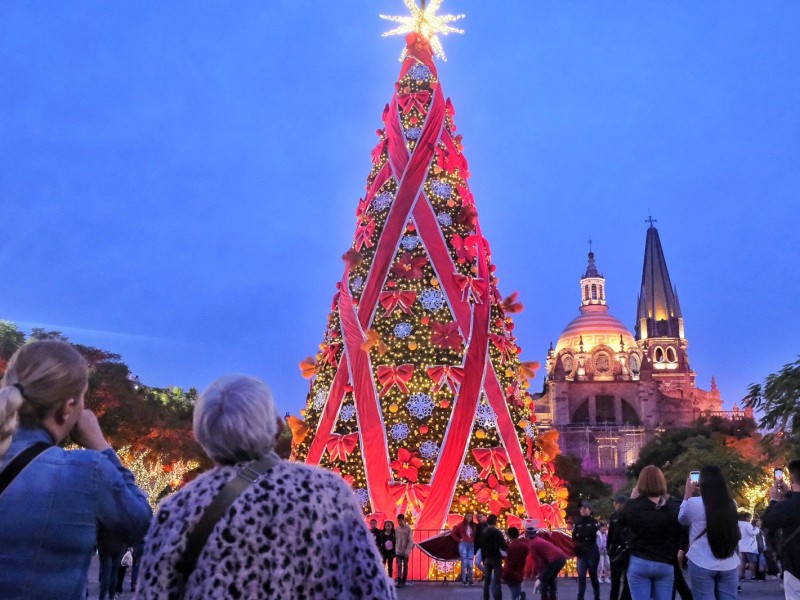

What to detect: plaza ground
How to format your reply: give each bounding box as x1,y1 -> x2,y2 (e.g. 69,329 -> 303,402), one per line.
88,554 -> 786,599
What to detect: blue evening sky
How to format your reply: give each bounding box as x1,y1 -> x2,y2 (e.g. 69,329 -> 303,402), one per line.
2,1 -> 798,417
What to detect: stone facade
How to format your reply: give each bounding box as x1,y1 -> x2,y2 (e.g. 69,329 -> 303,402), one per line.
534,225 -> 744,486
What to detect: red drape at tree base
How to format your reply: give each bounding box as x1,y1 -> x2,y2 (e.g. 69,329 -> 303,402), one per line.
295,32 -> 565,576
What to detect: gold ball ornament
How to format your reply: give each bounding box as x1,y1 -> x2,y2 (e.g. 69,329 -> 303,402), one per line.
476,429 -> 486,439
389,403 -> 399,413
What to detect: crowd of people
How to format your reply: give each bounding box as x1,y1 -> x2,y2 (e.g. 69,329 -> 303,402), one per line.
0,340 -> 798,600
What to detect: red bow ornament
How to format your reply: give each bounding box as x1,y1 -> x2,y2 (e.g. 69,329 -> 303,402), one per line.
378,291 -> 417,317
398,89 -> 431,115
490,334 -> 515,364
540,502 -> 566,529
354,214 -> 375,251
472,447 -> 510,479
389,482 -> 431,513
320,343 -> 340,366
453,273 -> 485,304
371,130 -> 387,165
376,364 -> 415,397
426,365 -> 465,393
326,433 -> 359,462
450,235 -> 478,264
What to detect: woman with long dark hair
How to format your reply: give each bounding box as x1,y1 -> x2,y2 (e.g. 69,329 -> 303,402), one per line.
678,466 -> 740,600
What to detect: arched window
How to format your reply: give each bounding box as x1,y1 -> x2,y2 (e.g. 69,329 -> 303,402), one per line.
591,284 -> 597,299
600,285 -> 605,300
629,354 -> 640,373
584,285 -> 589,300
572,400 -> 590,424
654,347 -> 665,362
666,347 -> 677,362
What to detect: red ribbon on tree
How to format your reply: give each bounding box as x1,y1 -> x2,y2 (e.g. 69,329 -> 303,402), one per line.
453,273 -> 485,304
378,291 -> 417,317
326,433 -> 359,462
388,482 -> 431,513
376,364 -> 415,396
371,130 -> 387,165
471,446 -> 510,479
426,365 -> 465,393
398,90 -> 431,115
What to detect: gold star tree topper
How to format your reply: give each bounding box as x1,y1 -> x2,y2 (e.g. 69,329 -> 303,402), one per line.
380,0 -> 465,61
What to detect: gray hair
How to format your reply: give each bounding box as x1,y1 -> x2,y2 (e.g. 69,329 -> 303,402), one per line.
194,374 -> 279,465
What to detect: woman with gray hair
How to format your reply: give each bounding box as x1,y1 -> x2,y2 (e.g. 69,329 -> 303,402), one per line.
135,374 -> 396,600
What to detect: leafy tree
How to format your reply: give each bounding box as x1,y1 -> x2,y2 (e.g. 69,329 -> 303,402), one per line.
0,320 -> 25,372
745,356 -> 800,459
554,454 -> 612,517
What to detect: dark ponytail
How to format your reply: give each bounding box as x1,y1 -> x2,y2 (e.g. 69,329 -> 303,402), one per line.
699,466 -> 739,559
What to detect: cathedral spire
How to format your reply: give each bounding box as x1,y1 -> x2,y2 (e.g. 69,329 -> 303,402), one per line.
636,220 -> 684,340
580,250 -> 606,309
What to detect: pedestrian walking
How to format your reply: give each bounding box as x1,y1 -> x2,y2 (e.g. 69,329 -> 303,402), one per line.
762,459 -> 800,600
573,500 -> 600,600
395,514 -> 414,587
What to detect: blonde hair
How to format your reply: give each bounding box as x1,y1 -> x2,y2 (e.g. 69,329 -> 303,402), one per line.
0,340 -> 88,456
637,465 -> 668,497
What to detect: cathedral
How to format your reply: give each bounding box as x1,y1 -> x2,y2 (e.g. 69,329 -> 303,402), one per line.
534,222 -> 744,484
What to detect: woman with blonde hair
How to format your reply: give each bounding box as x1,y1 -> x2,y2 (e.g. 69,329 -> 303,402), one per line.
0,340 -> 151,600
620,465 -> 682,600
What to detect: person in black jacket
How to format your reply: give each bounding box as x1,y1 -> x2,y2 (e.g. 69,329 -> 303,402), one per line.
620,466 -> 682,600
478,514 -> 508,600
762,458 -> 800,598
608,495 -> 632,600
573,500 -> 601,600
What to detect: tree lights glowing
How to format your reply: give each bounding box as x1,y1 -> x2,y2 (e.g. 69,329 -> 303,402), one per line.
290,17 -> 566,537
380,0 -> 465,61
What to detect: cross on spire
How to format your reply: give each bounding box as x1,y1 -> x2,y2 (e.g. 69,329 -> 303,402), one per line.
588,237 -> 593,253
645,214 -> 657,227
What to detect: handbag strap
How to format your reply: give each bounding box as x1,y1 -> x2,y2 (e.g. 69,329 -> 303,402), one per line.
0,442 -> 51,495
177,452 -> 280,583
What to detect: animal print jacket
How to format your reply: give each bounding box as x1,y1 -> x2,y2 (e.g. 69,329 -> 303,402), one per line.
135,460 -> 396,600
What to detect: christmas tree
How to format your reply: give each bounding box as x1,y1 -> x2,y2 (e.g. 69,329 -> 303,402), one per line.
291,1 -> 565,534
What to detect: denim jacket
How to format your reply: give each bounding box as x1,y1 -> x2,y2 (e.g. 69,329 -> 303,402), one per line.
0,427 -> 152,600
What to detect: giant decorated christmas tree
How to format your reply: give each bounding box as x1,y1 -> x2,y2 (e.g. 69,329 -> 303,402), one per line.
291,1 -> 565,534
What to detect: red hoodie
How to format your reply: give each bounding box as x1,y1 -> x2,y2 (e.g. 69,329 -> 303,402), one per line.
451,520 -> 476,543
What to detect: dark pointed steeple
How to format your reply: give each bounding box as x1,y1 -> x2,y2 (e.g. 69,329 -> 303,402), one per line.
635,219 -> 684,340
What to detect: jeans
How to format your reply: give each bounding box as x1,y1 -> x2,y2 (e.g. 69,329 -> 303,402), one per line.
459,542 -> 474,583
627,556 -> 674,600
396,555 -> 409,583
505,581 -> 523,600
577,545 -> 600,600
99,551 -> 124,600
383,553 -> 395,577
539,555 -> 567,599
687,560 -> 737,600
482,558 -> 502,600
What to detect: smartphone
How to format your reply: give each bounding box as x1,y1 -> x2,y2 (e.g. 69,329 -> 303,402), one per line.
775,468 -> 784,481
690,471 -> 700,484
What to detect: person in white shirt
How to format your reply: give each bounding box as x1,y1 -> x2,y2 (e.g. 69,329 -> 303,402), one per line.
738,513 -> 760,581
678,466 -> 740,600
597,523 -> 611,583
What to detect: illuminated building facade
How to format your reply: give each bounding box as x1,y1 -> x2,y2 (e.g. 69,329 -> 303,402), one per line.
535,223 -> 741,483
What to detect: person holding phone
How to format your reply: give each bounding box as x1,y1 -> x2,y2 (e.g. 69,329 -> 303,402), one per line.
0,340 -> 152,600
762,459 -> 800,599
678,466 -> 739,599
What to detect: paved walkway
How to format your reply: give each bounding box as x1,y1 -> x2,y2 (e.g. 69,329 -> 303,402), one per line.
87,554 -> 786,599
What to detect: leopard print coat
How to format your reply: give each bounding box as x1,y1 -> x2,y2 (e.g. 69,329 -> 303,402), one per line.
135,460 -> 396,600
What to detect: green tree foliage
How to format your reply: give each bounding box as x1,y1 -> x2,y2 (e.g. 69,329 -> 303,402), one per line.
554,454 -> 612,517
745,356 -> 800,459
631,417 -> 765,505
0,322 -> 209,472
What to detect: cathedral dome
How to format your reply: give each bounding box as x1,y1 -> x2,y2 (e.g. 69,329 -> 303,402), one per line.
555,304 -> 636,354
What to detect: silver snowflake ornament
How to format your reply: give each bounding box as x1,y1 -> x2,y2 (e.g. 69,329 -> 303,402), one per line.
430,180 -> 452,198
475,401 -> 497,429
401,235 -> 421,250
460,464 -> 479,483
419,440 -> 439,460
419,288 -> 446,311
409,64 -> 432,81
436,212 -> 453,227
339,404 -> 356,422
407,393 -> 435,419
372,192 -> 393,212
354,488 -> 370,507
313,390 -> 328,411
390,423 -> 411,441
394,322 -> 413,338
